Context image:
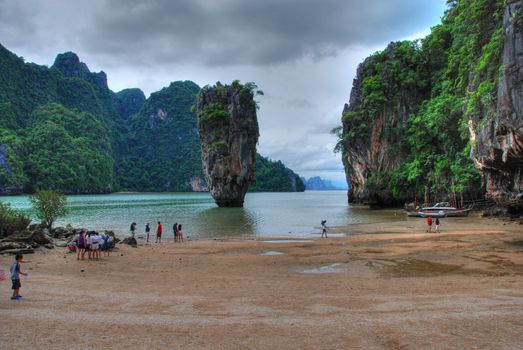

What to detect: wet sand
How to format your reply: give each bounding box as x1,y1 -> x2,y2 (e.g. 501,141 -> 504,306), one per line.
1,215 -> 523,349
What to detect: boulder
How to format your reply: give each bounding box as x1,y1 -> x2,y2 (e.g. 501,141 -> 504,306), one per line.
121,236 -> 137,247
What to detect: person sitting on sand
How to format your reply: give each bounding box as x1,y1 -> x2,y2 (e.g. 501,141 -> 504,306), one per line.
178,224 -> 184,243
156,221 -> 163,243
321,220 -> 328,238
435,218 -> 440,233
76,231 -> 86,260
427,216 -> 432,233
101,231 -> 110,257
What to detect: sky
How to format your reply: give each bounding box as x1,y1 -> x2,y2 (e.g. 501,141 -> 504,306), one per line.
0,0 -> 447,187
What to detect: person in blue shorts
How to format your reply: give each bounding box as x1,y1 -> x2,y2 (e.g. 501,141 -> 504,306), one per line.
10,254 -> 27,300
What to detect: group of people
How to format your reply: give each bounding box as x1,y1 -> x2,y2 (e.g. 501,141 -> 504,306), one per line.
133,221 -> 184,243
74,231 -> 111,260
426,216 -> 441,233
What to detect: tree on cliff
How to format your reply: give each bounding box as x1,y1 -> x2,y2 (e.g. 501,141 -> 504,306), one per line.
30,190 -> 68,230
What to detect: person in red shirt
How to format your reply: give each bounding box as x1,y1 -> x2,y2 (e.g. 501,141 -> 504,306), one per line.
426,216 -> 432,233
156,221 -> 163,243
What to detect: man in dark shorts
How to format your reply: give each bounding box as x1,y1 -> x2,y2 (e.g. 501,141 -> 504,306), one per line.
156,221 -> 163,243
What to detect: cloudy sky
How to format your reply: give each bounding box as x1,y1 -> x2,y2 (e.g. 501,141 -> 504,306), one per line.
0,0 -> 446,187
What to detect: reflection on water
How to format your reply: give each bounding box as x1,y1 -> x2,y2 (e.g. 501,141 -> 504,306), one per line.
193,207 -> 256,239
1,191 -> 406,239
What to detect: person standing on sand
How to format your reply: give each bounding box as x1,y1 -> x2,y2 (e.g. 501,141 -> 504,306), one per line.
130,222 -> 137,238
435,218 -> 440,233
102,231 -> 110,257
427,216 -> 432,233
173,222 -> 178,242
10,254 -> 27,300
91,232 -> 100,260
76,231 -> 86,260
145,223 -> 151,243
86,233 -> 92,260
321,220 -> 328,238
178,224 -> 184,243
156,221 -> 163,243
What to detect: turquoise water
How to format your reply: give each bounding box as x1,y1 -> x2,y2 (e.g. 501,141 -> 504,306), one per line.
1,191 -> 403,239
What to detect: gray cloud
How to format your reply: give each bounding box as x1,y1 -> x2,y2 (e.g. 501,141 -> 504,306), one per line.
1,0 -> 444,67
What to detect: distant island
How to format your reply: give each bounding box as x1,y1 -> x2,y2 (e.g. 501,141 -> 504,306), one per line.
0,46 -> 304,194
300,176 -> 347,191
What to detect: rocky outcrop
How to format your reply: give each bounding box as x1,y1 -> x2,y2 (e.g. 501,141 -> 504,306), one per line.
187,176 -> 209,192
470,0 -> 523,203
341,43 -> 427,206
197,82 -> 259,207
113,88 -> 146,119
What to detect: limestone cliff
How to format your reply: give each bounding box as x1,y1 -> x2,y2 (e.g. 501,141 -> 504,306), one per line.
470,0 -> 523,202
197,82 -> 259,207
341,42 -> 428,206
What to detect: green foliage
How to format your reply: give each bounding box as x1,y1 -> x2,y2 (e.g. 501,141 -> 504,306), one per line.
0,201 -> 31,237
29,189 -> 68,230
249,154 -> 305,192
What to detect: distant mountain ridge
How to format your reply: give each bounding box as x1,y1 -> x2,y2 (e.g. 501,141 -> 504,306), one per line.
0,44 -> 304,194
301,176 -> 343,190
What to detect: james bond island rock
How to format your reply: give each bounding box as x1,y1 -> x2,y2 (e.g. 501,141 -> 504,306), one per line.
338,0 -> 521,208
197,81 -> 260,207
469,0 -> 523,203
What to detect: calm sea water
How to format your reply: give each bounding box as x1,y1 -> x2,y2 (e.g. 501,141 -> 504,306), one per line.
1,191 -> 404,239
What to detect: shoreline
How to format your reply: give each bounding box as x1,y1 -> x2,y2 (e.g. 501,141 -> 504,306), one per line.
1,216 -> 522,349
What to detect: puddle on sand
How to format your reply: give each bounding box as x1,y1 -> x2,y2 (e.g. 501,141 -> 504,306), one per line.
263,240 -> 313,243
261,251 -> 285,256
300,263 -> 346,274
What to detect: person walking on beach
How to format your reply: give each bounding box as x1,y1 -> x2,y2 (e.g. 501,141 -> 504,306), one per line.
173,222 -> 178,242
10,254 -> 27,300
76,231 -> 86,260
156,221 -> 163,243
145,223 -> 151,243
426,216 -> 433,233
435,218 -> 440,233
321,220 -> 328,238
130,222 -> 137,238
178,224 -> 184,243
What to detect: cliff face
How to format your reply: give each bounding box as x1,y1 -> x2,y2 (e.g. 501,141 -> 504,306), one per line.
339,0 -> 522,207
470,0 -> 523,202
197,82 -> 259,207
341,42 -> 428,206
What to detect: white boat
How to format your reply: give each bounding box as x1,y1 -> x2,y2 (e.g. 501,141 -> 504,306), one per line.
406,202 -> 472,218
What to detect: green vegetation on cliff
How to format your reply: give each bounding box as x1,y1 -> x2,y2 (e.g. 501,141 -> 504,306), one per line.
337,0 -> 506,204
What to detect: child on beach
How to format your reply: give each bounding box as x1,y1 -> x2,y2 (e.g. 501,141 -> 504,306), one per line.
427,216 -> 433,233
10,254 -> 27,300
321,220 -> 328,238
435,218 -> 440,233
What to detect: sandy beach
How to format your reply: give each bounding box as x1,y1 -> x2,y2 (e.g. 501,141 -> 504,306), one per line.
1,215 -> 523,349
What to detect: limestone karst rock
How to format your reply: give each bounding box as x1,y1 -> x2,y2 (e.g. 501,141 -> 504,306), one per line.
197,82 -> 260,207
